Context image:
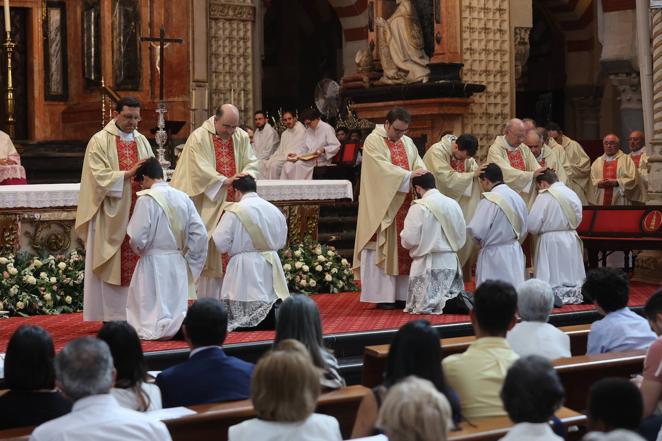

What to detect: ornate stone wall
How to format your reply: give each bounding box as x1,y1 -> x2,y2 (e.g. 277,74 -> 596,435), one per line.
461,0 -> 512,158
209,0 -> 255,123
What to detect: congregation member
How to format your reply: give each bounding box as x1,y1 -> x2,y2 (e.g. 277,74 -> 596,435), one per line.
400,172 -> 466,314
352,320 -> 462,438
253,110 -> 280,178
584,268 -> 656,355
281,108 -> 340,180
0,326 -> 71,430
506,279 -> 571,360
528,169 -> 585,303
525,129 -> 568,184
212,175 -> 289,330
263,110 -> 306,179
467,164 -> 528,288
487,118 -> 544,206
126,158 -> 208,340
0,129 -> 26,185
156,299 -> 253,407
97,322 -> 162,411
587,378 -> 644,434
375,376 -> 453,441
228,339 -> 342,441
353,107 -> 427,309
75,97 -> 153,322
499,355 -> 565,441
583,432 -> 647,441
29,337 -> 171,441
589,133 -> 638,206
628,130 -> 648,204
546,122 -> 592,204
443,280 -> 519,419
336,126 -> 349,142
274,295 -> 345,389
171,103 -> 257,300
638,290 -> 662,419
422,133 -> 483,267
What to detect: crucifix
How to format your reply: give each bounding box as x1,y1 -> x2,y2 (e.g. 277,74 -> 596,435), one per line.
141,26 -> 184,176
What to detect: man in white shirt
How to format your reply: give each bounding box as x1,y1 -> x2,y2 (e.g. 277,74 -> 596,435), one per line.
263,111 -> 306,179
467,164 -> 528,288
528,169 -> 585,304
281,108 -> 341,180
212,175 -> 289,330
400,172 -> 466,314
30,337 -> 171,441
253,110 -> 280,179
507,279 -> 571,360
126,158 -> 208,340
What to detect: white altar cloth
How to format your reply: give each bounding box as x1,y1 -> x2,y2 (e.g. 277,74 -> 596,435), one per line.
0,180 -> 354,209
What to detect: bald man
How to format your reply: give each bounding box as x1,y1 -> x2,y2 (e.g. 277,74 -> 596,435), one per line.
588,134 -> 638,206
487,118 -> 544,206
171,104 -> 258,299
628,130 -> 648,204
524,130 -> 567,184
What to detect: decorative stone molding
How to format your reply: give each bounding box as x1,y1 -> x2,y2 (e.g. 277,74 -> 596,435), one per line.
513,27 -> 531,82
609,72 -> 643,110
209,1 -> 255,21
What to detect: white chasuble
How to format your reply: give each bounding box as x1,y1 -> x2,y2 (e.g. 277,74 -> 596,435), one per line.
280,120 -> 341,180
549,136 -> 591,205
467,183 -> 528,288
588,151 -> 638,206
400,189 -> 466,314
263,121 -> 306,179
487,136 -> 541,207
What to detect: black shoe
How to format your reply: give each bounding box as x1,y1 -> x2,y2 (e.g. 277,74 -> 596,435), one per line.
395,300 -> 406,308
376,302 -> 397,310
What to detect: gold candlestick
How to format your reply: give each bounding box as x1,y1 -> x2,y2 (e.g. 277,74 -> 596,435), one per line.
3,30 -> 15,139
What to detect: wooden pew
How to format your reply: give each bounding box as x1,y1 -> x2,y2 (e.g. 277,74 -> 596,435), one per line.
362,324 -> 592,387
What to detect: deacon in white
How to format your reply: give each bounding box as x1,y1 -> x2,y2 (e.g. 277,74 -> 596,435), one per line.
263,111 -> 306,179
528,169 -> 585,304
212,175 -> 290,330
126,158 -> 208,340
281,108 -> 341,180
253,110 -> 280,178
400,172 -> 466,314
467,164 -> 528,288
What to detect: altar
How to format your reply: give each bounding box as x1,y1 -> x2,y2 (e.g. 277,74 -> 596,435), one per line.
0,180 -> 353,256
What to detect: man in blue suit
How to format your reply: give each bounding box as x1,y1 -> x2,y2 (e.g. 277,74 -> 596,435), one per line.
156,298 -> 254,407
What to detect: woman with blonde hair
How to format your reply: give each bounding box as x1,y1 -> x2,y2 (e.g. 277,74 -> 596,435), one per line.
228,339 -> 342,441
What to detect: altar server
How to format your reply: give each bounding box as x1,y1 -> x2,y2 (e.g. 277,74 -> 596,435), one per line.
280,108 -> 340,180
588,133 -> 638,206
400,172 -> 466,314
212,175 -> 289,330
171,104 -> 257,300
253,110 -> 280,179
263,111 -> 306,179
467,164 -> 528,288
75,97 -> 154,322
528,169 -> 585,304
126,158 -> 208,340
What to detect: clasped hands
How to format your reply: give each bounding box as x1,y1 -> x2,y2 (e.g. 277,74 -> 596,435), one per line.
597,179 -> 618,189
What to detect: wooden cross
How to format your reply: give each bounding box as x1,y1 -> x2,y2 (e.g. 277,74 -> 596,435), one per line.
141,26 -> 183,102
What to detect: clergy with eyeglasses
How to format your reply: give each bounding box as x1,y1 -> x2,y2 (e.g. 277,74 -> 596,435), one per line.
588,133 -> 638,206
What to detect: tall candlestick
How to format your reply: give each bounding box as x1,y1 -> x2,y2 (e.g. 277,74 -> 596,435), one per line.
230,88 -> 234,104
3,1 -> 9,33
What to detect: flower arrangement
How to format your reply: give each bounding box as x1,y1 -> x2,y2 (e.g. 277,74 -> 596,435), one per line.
279,241 -> 357,294
0,250 -> 85,316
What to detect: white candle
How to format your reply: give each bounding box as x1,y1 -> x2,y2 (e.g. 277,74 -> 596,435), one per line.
230,88 -> 234,104
4,0 -> 10,34
241,90 -> 244,108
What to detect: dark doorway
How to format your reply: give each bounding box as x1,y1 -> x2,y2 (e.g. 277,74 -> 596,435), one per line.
262,0 -> 343,114
0,7 -> 28,140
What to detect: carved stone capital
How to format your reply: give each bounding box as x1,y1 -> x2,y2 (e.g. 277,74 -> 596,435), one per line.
209,1 -> 255,21
609,72 -> 643,110
513,27 -> 531,82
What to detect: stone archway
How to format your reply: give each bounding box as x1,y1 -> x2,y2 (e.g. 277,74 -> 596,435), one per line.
325,0 -> 370,75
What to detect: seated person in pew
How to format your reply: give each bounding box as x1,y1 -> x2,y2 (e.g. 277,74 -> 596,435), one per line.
507,279 -> 571,360
442,280 -> 519,419
583,430 -> 647,441
352,320 -> 461,438
228,339 -> 342,441
587,378 -> 643,435
29,337 -> 171,441
274,295 -> 346,390
0,326 -> 72,430
156,299 -> 254,407
374,376 -> 453,441
499,355 -> 565,441
584,268 -> 656,355
97,321 -> 162,411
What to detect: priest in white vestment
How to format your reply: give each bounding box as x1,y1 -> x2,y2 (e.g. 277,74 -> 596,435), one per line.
467,164 -> 528,288
528,169 -> 585,304
281,108 -> 341,180
212,175 -> 289,330
588,134 -> 638,206
263,111 -> 306,179
126,158 -> 208,340
628,130 -> 648,204
525,130 -> 568,184
400,172 -> 466,314
253,111 -> 280,179
546,123 -> 592,205
0,130 -> 26,185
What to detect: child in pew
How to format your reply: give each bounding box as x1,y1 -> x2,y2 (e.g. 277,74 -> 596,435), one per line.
584,268 -> 656,355
587,378 -> 644,435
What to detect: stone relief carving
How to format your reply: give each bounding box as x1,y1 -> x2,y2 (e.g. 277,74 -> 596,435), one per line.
609,72 -> 643,110
513,26 -> 531,82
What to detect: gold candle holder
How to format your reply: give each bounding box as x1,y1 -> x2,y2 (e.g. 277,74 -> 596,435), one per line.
3,30 -> 15,140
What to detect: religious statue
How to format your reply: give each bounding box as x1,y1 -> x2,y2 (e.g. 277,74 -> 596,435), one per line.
375,0 -> 433,85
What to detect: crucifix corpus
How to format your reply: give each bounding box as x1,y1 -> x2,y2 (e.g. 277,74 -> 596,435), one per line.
141,25 -> 183,175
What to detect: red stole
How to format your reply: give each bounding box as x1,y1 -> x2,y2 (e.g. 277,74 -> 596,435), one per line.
450,156 -> 465,172
385,138 -> 413,275
506,149 -> 526,171
116,137 -> 141,286
602,160 -> 618,205
213,135 -> 238,271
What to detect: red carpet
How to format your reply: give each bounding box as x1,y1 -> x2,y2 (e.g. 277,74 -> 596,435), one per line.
0,281 -> 659,354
